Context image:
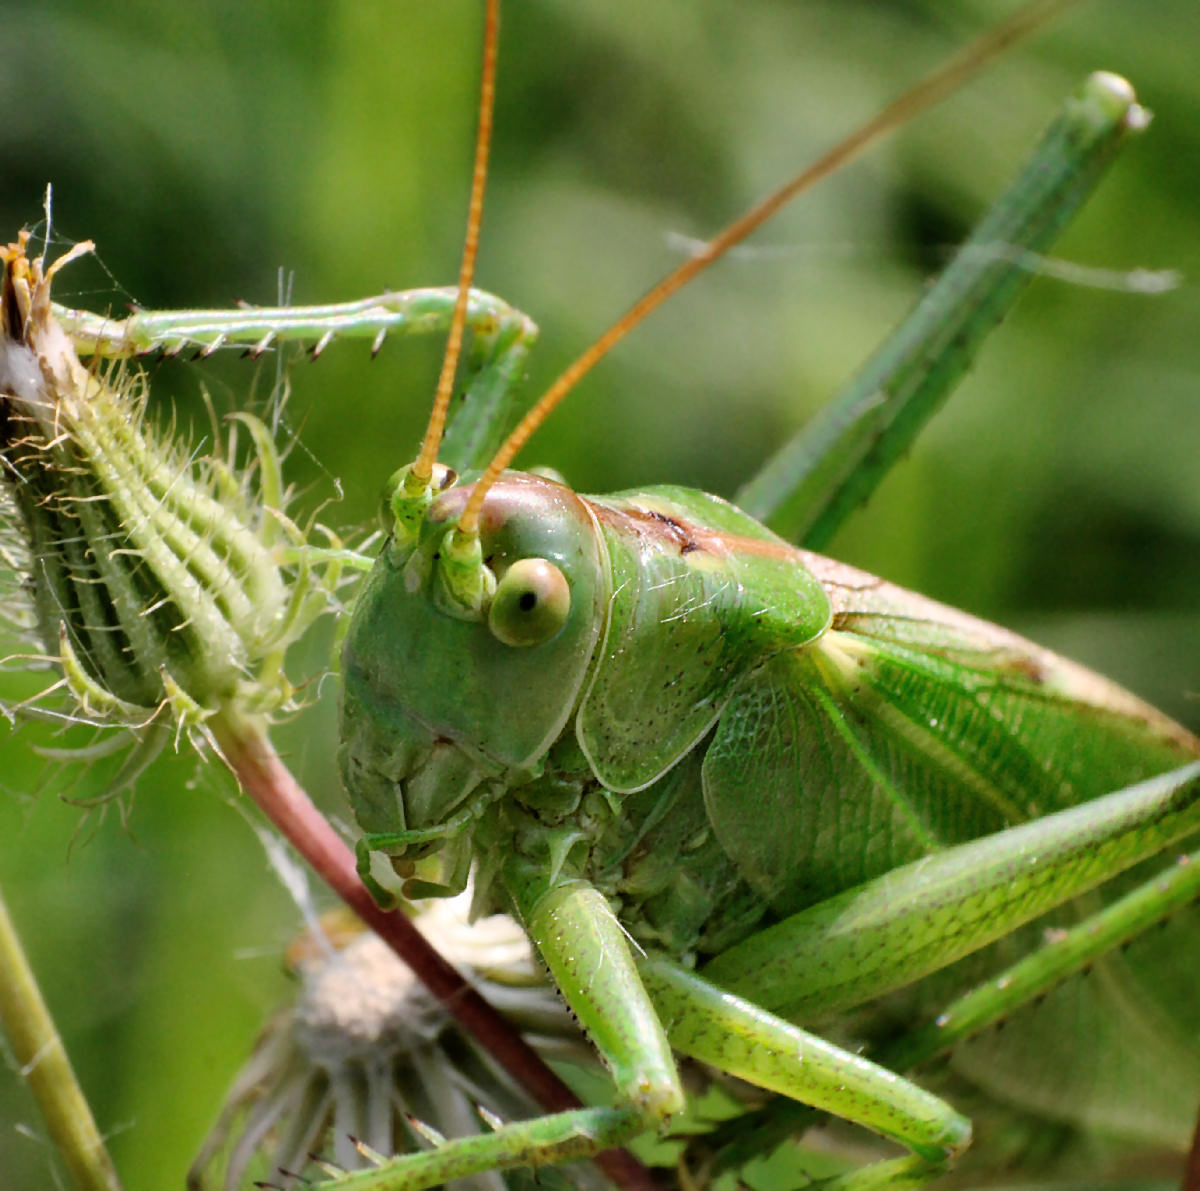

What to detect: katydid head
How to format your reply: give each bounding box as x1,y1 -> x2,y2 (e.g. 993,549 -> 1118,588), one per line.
340,470 -> 609,892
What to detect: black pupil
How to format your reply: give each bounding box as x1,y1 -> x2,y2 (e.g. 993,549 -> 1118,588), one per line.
518,590 -> 538,613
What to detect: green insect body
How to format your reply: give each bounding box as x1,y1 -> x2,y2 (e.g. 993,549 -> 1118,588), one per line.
312,35 -> 1200,1187
339,458 -> 1200,1186
4,13 -> 1194,1187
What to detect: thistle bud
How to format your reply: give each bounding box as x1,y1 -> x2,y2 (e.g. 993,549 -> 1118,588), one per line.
0,233 -> 295,730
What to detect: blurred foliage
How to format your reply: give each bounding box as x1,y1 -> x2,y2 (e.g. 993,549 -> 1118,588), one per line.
0,2 -> 1197,1188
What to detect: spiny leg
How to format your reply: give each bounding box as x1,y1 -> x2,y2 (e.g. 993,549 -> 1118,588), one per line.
55,286 -> 532,363
675,764 -> 1200,1183
314,877 -> 684,1190
641,959 -> 970,1190
879,840 -> 1200,1075
702,763 -> 1200,1022
688,809 -> 1200,1181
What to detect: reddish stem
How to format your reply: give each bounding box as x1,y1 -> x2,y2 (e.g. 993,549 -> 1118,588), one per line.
212,714 -> 656,1191
1183,1101 -> 1200,1191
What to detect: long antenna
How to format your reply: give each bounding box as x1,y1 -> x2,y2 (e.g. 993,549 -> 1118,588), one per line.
454,0 -> 1081,537
410,0 -> 500,488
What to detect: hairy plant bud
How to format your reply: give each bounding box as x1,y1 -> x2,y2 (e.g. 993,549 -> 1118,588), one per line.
0,233 -> 298,731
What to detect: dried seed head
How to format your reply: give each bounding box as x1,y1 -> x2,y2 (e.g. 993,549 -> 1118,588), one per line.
0,233 -> 299,735
188,897 -> 600,1191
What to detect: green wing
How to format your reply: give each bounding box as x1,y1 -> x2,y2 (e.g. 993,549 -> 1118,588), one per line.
702,552 -> 1199,918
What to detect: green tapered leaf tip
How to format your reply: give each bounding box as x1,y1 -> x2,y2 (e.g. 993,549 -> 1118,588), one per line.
1078,71 -> 1145,134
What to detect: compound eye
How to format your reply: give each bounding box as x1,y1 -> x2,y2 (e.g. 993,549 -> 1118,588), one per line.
488,558 -> 570,647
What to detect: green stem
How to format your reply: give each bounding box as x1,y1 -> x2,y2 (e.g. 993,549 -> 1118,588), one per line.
0,880 -> 125,1191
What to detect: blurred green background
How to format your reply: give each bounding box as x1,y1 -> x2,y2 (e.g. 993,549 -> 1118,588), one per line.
0,1 -> 1197,1187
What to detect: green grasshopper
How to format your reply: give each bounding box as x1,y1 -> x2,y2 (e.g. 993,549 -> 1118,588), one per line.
325,5 -> 1200,1189
4,3 -> 1199,1190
